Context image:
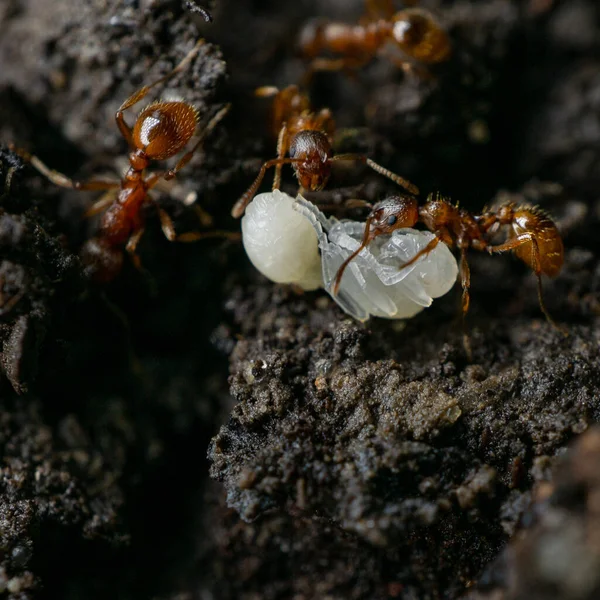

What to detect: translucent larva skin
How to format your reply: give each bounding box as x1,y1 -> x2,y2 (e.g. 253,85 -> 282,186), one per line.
241,190 -> 323,290
294,197 -> 458,321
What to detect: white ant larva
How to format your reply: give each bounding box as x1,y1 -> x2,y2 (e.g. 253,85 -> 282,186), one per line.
241,189 -> 323,290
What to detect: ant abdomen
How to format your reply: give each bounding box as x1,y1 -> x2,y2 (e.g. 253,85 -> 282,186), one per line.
133,101 -> 199,160
392,9 -> 451,64
80,237 -> 125,283
512,209 -> 564,277
288,130 -> 333,191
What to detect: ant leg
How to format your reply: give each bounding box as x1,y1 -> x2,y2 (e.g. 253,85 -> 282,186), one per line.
333,216 -> 374,295
163,105 -> 231,181
157,207 -> 240,243
488,234 -> 567,334
459,248 -> 471,315
1,166 -> 17,200
254,86 -> 280,98
458,248 -> 473,360
10,147 -> 119,191
125,227 -> 146,271
115,39 -> 207,147
84,189 -> 119,217
231,157 -> 304,218
302,56 -> 371,85
398,235 -> 441,272
183,1 -> 213,21
273,123 -> 289,191
331,153 -> 420,196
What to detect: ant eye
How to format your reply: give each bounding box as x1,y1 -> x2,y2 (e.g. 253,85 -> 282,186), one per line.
388,215 -> 398,226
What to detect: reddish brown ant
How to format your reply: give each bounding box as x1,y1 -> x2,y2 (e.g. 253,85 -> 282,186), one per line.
231,84 -> 419,218
299,0 -> 451,77
13,40 -> 234,282
333,192 -> 566,332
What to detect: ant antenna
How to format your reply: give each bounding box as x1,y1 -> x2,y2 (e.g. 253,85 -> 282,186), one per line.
184,1 -> 213,22
332,154 -> 420,196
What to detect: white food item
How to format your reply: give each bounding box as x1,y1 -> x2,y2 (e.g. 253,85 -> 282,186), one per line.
293,197 -> 459,321
241,189 -> 323,291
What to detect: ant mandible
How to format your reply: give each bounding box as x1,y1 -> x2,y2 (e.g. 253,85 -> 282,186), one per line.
230,83 -> 419,218
299,0 -> 451,77
13,39 -> 233,282
333,192 -> 566,332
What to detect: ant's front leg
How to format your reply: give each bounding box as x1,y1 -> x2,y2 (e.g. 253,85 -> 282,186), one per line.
9,147 -> 119,191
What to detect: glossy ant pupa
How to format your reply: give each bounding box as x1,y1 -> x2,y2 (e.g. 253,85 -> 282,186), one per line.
332,192 -> 566,332
299,0 -> 451,77
13,40 -> 234,282
231,83 -> 419,218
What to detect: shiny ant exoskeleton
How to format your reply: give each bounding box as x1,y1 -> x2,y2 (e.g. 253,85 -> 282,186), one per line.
333,192 -> 566,332
231,83 -> 419,218
299,0 -> 451,77
13,40 -> 233,282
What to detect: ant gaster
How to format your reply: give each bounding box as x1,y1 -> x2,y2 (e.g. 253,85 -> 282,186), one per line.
333,192 -> 566,332
299,0 -> 451,76
231,83 -> 419,218
13,40 -> 232,282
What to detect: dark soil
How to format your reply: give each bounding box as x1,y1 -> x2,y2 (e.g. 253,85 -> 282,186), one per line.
0,0 -> 599,599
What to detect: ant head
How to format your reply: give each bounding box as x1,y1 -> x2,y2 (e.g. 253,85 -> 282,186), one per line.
392,10 -> 428,48
289,130 -> 333,191
368,194 -> 419,237
133,101 -> 198,160
391,9 -> 451,63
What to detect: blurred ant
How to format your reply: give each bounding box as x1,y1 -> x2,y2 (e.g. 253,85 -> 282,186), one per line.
299,0 -> 451,78
231,83 -> 418,218
333,192 -> 566,333
13,40 -> 234,282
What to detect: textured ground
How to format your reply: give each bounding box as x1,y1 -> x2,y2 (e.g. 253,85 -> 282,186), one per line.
0,0 -> 599,598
